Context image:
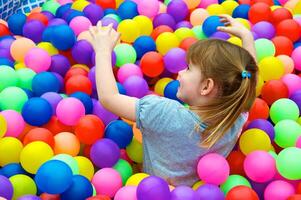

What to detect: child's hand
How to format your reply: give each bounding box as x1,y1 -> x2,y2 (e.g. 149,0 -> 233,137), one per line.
217,14 -> 252,39
89,21 -> 121,53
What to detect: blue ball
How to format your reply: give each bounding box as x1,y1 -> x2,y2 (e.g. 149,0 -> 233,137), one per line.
202,15 -> 224,37
22,88 -> 34,98
117,0 -> 139,19
117,82 -> 127,95
133,36 -> 157,59
69,92 -> 93,114
56,3 -> 72,18
42,26 -> 54,42
35,160 -> 73,194
164,80 -> 183,103
22,97 -> 53,126
51,25 -> 76,50
7,13 -> 26,35
294,42 -> 301,48
104,8 -> 118,15
32,72 -> 60,96
0,58 -> 14,67
232,4 -> 250,19
0,163 -> 28,178
105,120 -> 133,148
61,175 -> 93,200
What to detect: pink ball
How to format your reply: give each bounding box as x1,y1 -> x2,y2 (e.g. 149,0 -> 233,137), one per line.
1,110 -> 25,137
114,186 -> 137,200
197,0 -> 218,8
69,16 -> 92,36
292,47 -> 301,71
296,136 -> 301,148
24,48 -> 51,73
137,0 -> 160,18
197,153 -> 230,185
264,180 -> 295,200
278,0 -> 288,5
281,74 -> 301,96
243,150 -> 276,183
92,168 -> 122,198
57,0 -> 72,5
117,64 -> 143,84
56,97 -> 85,126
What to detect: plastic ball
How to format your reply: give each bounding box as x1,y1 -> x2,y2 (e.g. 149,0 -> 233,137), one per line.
25,48 -> 51,73
51,154 -> 79,174
0,175 -> 13,200
9,174 -> 37,199
153,13 -> 176,29
167,0 -> 188,22
7,13 -> 27,35
23,20 -> 45,43
61,175 -> 93,200
32,72 -> 60,96
258,56 -> 284,81
156,32 -> 180,55
35,160 -> 73,194
105,120 -> 133,148
196,184 -> 224,200
272,36 -> 294,56
255,39 -> 275,61
17,195 -> 41,200
126,173 -> 149,186
276,147 -> 301,180
123,76 -> 149,98
117,19 -> 140,43
202,15 -> 224,37
164,80 -> 182,103
71,40 -> 93,66
71,0 -> 89,11
137,176 -> 171,200
69,16 -> 92,36
133,36 -> 156,60
164,48 -> 187,73
226,186 -> 259,200
170,185 -> 199,200
278,55 -> 294,74
232,4 -> 250,19
248,98 -> 269,120
54,132 -> 80,156
114,186 -> 137,200
114,43 -> 137,67
226,151 -> 246,176
42,0 -> 60,15
27,12 -> 49,25
0,86 -> 28,112
292,47 -> 301,71
247,119 -> 275,140
113,159 -> 133,185
50,25 -> 76,50
92,168 -> 122,197
220,175 -> 251,195
270,98 -> 299,124
117,0 -> 138,19
133,15 -> 153,36
74,156 -> 94,180
140,51 -> 164,77
174,27 -> 195,41
264,180 -> 295,200
126,138 -> 143,163
10,37 -> 35,62
0,137 -> 23,167
0,66 -> 17,92
276,19 -> 301,42
261,80 -> 289,105
41,92 -> 63,114
248,2 -> 272,24
290,90 -> 301,111
92,99 -> 119,125
83,4 -> 104,25
274,119 -> 301,148
23,127 -> 55,148
0,114 -> 6,138
252,21 -> 275,39
117,63 -> 143,83
1,109 -> 25,138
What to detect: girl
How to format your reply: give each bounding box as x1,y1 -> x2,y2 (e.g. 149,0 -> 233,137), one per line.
89,14 -> 258,186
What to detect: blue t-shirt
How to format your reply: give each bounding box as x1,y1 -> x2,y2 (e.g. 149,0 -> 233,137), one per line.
135,95 -> 248,186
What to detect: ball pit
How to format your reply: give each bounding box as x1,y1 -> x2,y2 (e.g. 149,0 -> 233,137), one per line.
0,0 -> 301,199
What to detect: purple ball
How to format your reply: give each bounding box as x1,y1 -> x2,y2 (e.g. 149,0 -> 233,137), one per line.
90,138 -> 120,168
0,38 -> 15,49
101,17 -> 119,30
167,0 -> 189,23
71,40 -> 94,66
0,48 -> 13,60
153,13 -> 176,29
0,175 -> 13,200
92,98 -> 118,125
48,18 -> 67,26
164,48 -> 187,73
23,20 -> 45,43
251,21 -> 275,39
246,119 -> 275,140
290,90 -> 301,112
52,72 -> 64,92
210,31 -> 231,40
137,176 -> 171,200
50,54 -> 71,76
196,184 -> 225,200
123,76 -> 149,98
18,195 -> 42,200
83,4 -> 104,25
171,186 -> 199,200
175,21 -> 193,29
41,92 -> 63,113
252,31 -> 259,40
41,11 -> 55,20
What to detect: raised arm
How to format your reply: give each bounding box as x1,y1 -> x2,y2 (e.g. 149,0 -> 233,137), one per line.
89,22 -> 138,122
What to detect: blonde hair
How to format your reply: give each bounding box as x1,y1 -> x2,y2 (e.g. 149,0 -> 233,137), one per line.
187,39 -> 258,148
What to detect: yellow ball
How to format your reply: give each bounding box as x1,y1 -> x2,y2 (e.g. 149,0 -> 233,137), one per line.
126,138 -> 143,163
174,27 -> 196,42
221,0 -> 239,15
117,19 -> 140,43
227,36 -> 242,47
71,0 -> 90,11
20,141 -> 54,174
116,0 -> 124,7
271,6 -> 282,11
37,42 -> 58,56
14,62 -> 26,70
72,64 -> 90,72
125,173 -> 149,186
239,128 -> 271,155
133,15 -> 153,36
192,180 -> 205,190
156,32 -> 180,55
207,4 -> 226,15
256,75 -> 264,97
0,137 -> 23,167
293,1 -> 301,14
236,18 -> 251,30
154,78 -> 173,96
258,56 -> 285,81
0,114 -> 7,138
297,116 -> 301,125
10,174 -> 37,200
74,156 -> 95,180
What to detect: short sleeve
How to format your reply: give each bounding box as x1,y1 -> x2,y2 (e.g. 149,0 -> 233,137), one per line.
135,95 -> 183,134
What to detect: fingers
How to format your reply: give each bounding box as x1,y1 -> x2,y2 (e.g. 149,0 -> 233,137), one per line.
88,26 -> 96,38
217,26 -> 231,32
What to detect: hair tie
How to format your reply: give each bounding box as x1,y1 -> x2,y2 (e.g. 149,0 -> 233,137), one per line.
241,70 -> 251,79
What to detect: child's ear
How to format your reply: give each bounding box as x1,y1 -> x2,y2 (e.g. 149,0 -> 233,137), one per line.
199,78 -> 215,95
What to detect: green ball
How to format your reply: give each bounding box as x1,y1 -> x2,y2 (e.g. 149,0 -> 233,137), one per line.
113,159 -> 133,185
270,98 -> 299,124
192,26 -> 207,40
274,120 -> 301,148
164,0 -> 172,5
276,147 -> 301,180
0,86 -> 28,112
114,43 -> 137,67
220,175 -> 251,195
103,14 -> 121,23
16,68 -> 36,90
0,66 -> 19,92
51,154 -> 79,175
255,39 -> 275,61
42,0 -> 60,15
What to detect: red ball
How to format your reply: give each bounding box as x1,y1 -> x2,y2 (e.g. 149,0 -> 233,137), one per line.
95,0 -> 115,9
27,12 -> 49,26
297,182 -> 301,194
83,145 -> 92,159
272,36 -> 294,56
261,79 -> 289,105
226,151 -> 246,176
40,193 -> 60,200
248,98 -> 269,120
271,8 -> 292,25
251,0 -> 273,6
64,67 -> 88,82
140,51 -> 164,77
226,186 -> 259,200
248,3 -> 272,24
75,115 -> 105,145
276,19 -> 301,42
288,195 -> 301,200
0,23 -> 10,37
180,37 -> 198,51
23,128 -> 55,148
151,25 -> 173,40
43,116 -> 73,135
86,195 -> 111,200
65,75 -> 92,95
238,0 -> 251,4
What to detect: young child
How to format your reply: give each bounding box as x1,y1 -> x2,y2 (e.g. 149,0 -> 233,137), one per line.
89,14 -> 258,186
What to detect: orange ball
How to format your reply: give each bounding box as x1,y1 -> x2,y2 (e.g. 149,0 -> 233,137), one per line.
226,150 -> 246,176
140,51 -> 164,77
10,38 -> 36,62
65,75 -> 92,95
179,37 -> 198,51
23,128 -> 55,148
248,98 -> 270,121
95,0 -> 115,9
261,80 -> 289,106
87,195 -> 111,200
151,25 -> 173,40
54,132 -> 80,156
40,193 -> 60,200
226,186 -> 259,200
297,181 -> 301,194
248,3 -> 272,24
272,36 -> 294,56
64,67 -> 88,82
0,23 -> 10,37
27,13 -> 49,26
